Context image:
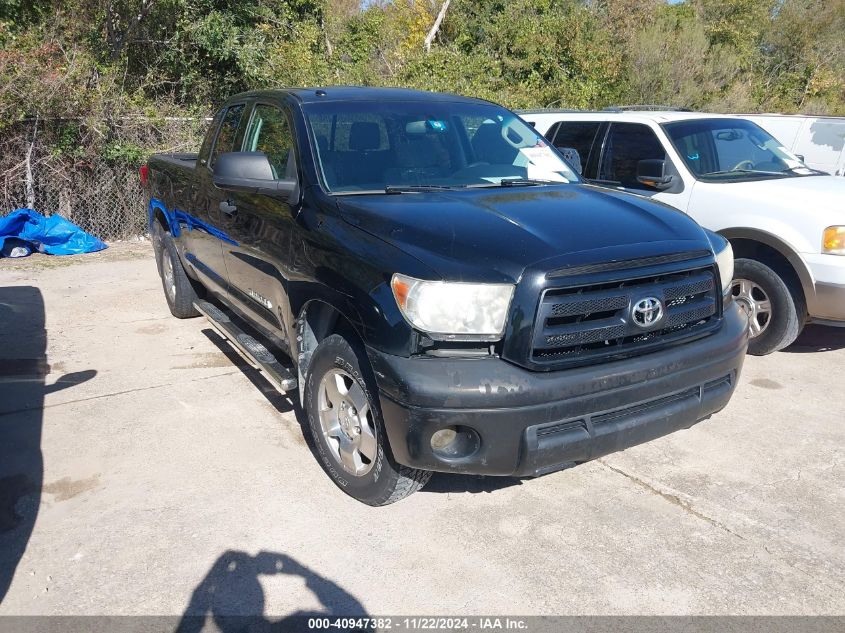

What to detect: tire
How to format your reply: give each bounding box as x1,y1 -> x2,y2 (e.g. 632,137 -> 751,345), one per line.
732,258 -> 805,356
151,220 -> 165,277
158,232 -> 202,319
304,333 -> 431,505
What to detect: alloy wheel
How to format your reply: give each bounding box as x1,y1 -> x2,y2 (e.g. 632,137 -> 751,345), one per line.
317,368 -> 378,476
732,278 -> 772,338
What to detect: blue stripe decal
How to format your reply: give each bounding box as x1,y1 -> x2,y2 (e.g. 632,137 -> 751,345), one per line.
148,197 -> 238,246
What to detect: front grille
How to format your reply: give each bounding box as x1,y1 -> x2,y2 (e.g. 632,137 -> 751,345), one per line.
531,266 -> 719,366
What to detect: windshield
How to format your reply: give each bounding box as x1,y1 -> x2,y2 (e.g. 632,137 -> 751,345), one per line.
663,118 -> 819,182
303,100 -> 579,193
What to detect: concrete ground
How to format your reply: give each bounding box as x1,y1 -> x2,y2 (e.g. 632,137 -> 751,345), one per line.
0,243 -> 843,617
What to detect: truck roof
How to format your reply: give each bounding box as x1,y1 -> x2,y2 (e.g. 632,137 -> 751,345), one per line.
235,86 -> 493,106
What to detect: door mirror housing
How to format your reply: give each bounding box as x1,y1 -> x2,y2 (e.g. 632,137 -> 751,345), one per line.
212,152 -> 299,203
636,159 -> 674,190
557,147 -> 582,175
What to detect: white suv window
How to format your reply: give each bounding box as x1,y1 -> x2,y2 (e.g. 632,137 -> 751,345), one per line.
598,123 -> 666,190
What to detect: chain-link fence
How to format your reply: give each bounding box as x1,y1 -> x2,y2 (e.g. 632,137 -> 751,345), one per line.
1,163 -> 147,240
0,117 -> 207,241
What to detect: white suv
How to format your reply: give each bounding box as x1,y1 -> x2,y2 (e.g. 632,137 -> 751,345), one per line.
520,108 -> 845,355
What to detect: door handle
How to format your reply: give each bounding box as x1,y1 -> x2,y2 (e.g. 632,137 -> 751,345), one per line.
219,199 -> 238,216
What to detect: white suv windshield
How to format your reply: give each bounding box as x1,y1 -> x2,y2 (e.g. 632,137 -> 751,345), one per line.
304,101 -> 579,193
663,118 -> 818,181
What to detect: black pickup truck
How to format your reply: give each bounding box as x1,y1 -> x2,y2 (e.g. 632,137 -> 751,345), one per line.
143,87 -> 748,505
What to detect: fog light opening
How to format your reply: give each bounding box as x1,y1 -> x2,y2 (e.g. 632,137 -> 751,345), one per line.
430,425 -> 480,459
431,427 -> 458,450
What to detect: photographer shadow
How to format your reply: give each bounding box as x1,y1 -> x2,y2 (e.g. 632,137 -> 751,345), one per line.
0,286 -> 96,603
176,551 -> 368,633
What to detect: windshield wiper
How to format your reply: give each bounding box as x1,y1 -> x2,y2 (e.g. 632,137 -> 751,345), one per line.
781,165 -> 826,176
495,178 -> 563,187
703,169 -> 763,177
384,184 -> 465,194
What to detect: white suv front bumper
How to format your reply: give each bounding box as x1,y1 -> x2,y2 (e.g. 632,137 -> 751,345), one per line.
803,253 -> 845,324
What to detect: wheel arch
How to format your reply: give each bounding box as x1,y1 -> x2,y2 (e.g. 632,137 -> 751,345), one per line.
296,298 -> 367,402
718,227 -> 813,308
148,197 -> 176,235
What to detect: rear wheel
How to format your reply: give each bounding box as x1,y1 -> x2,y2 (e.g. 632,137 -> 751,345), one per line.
732,258 -> 804,355
158,232 -> 201,319
304,333 -> 431,505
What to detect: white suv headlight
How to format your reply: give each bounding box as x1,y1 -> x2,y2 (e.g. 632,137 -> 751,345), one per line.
391,273 -> 514,340
823,226 -> 845,255
714,241 -> 734,295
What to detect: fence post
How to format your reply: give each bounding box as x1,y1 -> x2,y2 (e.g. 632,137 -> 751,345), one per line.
24,119 -> 38,210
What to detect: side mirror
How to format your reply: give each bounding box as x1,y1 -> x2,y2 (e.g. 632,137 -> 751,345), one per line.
213,152 -> 299,202
557,147 -> 582,175
636,159 -> 674,190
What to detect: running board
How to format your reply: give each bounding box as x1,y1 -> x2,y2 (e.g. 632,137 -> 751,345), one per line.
193,300 -> 297,393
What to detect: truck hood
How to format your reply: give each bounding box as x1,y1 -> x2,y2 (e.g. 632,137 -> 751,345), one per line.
336,184 -> 712,283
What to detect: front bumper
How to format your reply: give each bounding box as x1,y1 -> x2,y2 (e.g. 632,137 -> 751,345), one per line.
809,281 -> 845,325
368,303 -> 748,477
803,253 -> 845,323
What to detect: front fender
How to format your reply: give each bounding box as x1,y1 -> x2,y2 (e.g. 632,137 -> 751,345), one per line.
719,226 -> 815,306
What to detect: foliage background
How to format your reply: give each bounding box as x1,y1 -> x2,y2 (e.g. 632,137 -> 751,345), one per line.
0,0 -> 843,237
2,0 -> 844,159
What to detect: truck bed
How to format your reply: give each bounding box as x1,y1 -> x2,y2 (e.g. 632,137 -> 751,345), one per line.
147,153 -> 199,211
150,153 -> 199,170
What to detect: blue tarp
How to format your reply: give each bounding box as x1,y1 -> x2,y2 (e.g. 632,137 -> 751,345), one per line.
0,209 -> 107,257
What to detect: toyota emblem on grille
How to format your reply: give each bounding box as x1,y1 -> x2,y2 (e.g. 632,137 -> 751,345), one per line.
631,297 -> 664,328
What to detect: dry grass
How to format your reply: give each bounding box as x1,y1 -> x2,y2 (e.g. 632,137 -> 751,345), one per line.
0,240 -> 153,272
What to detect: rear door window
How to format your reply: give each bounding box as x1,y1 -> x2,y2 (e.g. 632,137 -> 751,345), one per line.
598,123 -> 666,189
243,104 -> 294,179
550,121 -> 601,174
210,104 -> 246,168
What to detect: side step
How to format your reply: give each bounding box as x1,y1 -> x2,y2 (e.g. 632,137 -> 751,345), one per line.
193,300 -> 297,393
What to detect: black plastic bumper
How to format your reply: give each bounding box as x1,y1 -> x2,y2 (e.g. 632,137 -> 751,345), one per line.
368,303 -> 748,477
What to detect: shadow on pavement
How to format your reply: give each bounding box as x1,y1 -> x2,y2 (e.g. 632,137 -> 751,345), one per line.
423,472 -> 523,495
0,285 -> 95,603
176,551 -> 368,633
783,324 -> 845,353
200,328 -> 318,457
201,328 -> 297,415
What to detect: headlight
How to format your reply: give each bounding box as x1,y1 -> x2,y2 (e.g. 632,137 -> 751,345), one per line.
706,232 -> 734,295
391,273 -> 514,340
704,229 -> 734,296
823,226 -> 845,255
715,242 -> 734,295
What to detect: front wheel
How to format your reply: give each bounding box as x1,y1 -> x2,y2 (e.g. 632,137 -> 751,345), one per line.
731,258 -> 805,355
304,334 -> 431,505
